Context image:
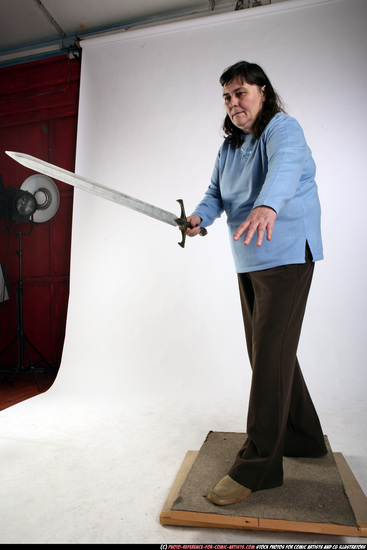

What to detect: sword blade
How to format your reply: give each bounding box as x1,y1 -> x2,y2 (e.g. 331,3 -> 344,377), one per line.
6,151 -> 177,227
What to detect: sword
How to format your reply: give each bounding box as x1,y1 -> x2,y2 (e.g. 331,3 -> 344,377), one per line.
5,151 -> 207,248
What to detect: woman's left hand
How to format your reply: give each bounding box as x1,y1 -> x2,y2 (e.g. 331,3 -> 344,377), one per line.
233,206 -> 277,247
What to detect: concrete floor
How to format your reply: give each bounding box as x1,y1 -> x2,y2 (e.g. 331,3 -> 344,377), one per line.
0,383 -> 366,545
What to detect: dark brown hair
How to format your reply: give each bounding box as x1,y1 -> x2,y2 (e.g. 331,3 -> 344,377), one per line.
220,61 -> 285,146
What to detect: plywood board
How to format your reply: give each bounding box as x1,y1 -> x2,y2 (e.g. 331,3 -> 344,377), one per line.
160,432 -> 367,537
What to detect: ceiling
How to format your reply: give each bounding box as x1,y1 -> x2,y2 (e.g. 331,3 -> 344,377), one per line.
0,0 -> 288,67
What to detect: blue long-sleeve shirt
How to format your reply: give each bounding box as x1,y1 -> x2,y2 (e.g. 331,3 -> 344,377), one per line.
193,113 -> 323,273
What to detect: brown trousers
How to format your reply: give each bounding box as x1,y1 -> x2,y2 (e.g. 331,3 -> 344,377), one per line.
228,247 -> 327,491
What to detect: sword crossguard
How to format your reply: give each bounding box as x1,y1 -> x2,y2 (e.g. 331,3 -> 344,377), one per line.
174,199 -> 208,248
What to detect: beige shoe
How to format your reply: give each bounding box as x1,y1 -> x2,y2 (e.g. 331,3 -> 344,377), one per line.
207,475 -> 252,505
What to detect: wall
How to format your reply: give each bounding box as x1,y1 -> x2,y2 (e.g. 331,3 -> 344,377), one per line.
0,56 -> 80,370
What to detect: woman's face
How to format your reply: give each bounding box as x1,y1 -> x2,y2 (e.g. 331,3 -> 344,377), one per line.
222,76 -> 266,134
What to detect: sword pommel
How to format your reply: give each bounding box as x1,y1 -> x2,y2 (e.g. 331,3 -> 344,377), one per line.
174,199 -> 207,248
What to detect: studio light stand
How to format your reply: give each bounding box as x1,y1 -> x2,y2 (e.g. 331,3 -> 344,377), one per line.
0,172 -> 60,392
0,223 -> 48,391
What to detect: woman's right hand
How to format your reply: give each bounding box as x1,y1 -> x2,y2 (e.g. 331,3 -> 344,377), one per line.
186,215 -> 203,237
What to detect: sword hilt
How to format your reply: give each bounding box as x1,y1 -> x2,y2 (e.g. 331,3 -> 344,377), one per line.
174,199 -> 207,248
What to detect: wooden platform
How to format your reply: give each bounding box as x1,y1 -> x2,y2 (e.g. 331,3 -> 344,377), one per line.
160,432 -> 367,537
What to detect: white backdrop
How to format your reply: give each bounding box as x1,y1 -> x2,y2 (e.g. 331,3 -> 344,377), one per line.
1,0 -> 366,544
58,0 -> 367,412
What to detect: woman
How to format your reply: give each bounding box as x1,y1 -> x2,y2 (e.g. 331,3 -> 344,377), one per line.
187,61 -> 327,506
